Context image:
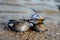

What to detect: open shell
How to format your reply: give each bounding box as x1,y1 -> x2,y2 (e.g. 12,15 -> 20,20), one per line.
14,21 -> 30,32
34,24 -> 48,32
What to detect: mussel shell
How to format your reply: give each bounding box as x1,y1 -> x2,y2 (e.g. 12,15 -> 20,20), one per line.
36,19 -> 45,24
14,21 -> 30,32
38,19 -> 45,21
34,24 -> 48,32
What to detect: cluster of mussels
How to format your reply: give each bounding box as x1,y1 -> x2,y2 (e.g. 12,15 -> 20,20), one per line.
8,18 -> 48,33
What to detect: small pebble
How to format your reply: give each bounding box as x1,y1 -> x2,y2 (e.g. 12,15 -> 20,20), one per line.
9,37 -> 12,40
56,33 -> 60,35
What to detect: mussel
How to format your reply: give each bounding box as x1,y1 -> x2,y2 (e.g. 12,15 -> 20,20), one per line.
34,24 -> 48,32
33,18 -> 48,32
8,20 -> 30,32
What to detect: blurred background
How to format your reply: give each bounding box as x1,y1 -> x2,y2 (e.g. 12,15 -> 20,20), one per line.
0,0 -> 60,40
